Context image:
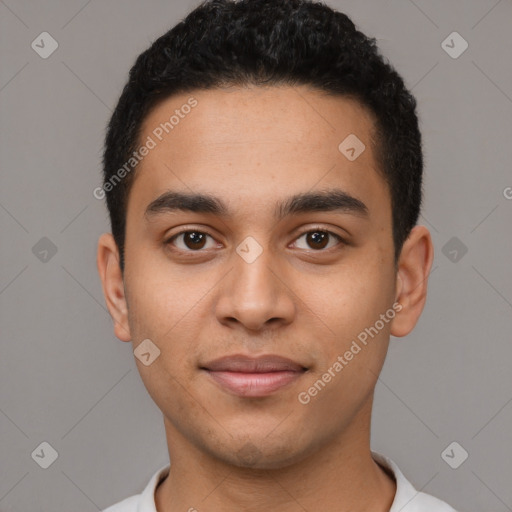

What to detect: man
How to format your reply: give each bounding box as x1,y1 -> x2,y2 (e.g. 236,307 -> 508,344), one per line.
97,0 -> 457,510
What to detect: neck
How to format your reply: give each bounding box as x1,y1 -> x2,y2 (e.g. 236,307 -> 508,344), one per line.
155,402 -> 396,512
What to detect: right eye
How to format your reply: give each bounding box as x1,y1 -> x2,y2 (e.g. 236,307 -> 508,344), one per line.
166,230 -> 219,251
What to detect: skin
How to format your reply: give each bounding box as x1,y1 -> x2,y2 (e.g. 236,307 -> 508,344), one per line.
97,85 -> 434,512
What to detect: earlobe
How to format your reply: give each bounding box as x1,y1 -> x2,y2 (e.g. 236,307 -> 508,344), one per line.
96,233 -> 131,342
390,225 -> 434,338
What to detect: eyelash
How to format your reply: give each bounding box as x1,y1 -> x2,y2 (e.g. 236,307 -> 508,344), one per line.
164,226 -> 345,253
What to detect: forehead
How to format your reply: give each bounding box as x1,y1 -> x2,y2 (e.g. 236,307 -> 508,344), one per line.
128,85 -> 389,223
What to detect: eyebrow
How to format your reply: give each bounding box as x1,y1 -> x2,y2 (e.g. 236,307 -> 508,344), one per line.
144,189 -> 369,221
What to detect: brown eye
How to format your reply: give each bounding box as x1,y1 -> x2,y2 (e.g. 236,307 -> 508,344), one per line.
293,230 -> 342,251
183,232 -> 207,249
168,231 -> 216,251
306,231 -> 329,249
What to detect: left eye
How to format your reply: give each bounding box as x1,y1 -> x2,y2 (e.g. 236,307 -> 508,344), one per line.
292,230 -> 342,250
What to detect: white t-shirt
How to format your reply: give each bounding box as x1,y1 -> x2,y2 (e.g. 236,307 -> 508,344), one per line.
102,451 -> 457,512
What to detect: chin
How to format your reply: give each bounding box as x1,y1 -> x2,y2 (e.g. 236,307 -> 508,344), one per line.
203,433 -> 316,470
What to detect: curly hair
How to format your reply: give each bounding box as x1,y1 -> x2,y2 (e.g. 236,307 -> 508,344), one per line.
102,0 -> 423,271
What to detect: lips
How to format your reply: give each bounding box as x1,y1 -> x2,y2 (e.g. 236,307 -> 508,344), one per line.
201,355 -> 307,397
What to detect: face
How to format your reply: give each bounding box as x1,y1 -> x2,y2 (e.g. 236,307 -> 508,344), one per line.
98,85 -> 431,470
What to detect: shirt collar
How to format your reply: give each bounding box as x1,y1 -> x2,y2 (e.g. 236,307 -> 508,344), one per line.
135,451 -> 433,512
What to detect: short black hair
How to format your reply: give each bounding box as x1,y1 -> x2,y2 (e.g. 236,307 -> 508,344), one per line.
102,0 -> 423,272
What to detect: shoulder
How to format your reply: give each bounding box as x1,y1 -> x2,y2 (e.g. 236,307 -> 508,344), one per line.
408,490 -> 458,511
102,494 -> 139,512
371,451 -> 458,512
101,464 -> 170,512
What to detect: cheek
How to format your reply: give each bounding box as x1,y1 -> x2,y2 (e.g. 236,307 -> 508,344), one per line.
124,268 -> 208,401
125,250 -> 200,332
124,256 -> 223,378
303,263 -> 389,316
292,254 -> 395,356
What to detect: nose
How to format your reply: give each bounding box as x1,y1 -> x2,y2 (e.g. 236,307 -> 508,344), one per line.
214,248 -> 296,332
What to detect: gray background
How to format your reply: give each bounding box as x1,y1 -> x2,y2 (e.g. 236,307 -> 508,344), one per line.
1,0 -> 511,511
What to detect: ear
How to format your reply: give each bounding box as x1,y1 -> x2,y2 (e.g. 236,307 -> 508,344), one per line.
96,233 -> 131,342
390,225 -> 434,338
